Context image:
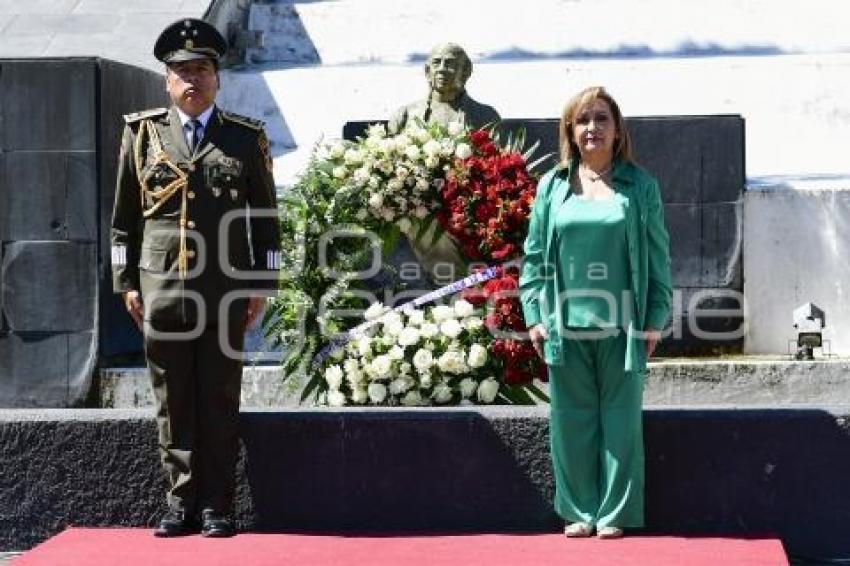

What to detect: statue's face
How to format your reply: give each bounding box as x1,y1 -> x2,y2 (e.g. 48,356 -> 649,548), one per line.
427,48 -> 466,98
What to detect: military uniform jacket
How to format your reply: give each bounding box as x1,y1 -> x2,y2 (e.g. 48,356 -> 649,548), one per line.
111,106 -> 281,324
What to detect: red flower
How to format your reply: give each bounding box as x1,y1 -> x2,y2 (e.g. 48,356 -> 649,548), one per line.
505,365 -> 532,386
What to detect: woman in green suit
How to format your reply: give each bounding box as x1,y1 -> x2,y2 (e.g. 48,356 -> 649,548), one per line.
519,86 -> 672,539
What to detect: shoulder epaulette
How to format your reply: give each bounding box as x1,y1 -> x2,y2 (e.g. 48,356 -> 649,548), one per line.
123,108 -> 168,123
219,110 -> 265,131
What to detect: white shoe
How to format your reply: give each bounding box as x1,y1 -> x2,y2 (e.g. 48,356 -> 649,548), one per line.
564,522 -> 594,537
596,526 -> 624,539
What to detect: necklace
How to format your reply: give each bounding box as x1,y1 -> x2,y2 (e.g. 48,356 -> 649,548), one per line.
579,163 -> 612,182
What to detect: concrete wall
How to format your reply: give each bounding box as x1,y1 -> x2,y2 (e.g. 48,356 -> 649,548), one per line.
2,407 -> 850,562
744,188 -> 850,355
0,58 -> 167,407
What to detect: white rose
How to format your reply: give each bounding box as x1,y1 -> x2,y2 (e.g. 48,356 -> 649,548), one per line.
368,382 -> 388,404
351,387 -> 368,404
324,364 -> 344,390
423,139 -> 442,157
455,142 -> 473,159
467,343 -> 488,369
440,318 -> 463,339
398,327 -> 421,347
357,336 -> 372,358
332,165 -> 348,179
331,347 -> 345,361
364,302 -> 386,321
344,148 -> 364,165
440,140 -> 455,157
380,208 -> 396,222
463,316 -> 484,331
329,141 -> 346,159
388,346 -> 405,361
404,145 -> 421,161
420,323 -> 439,338
477,377 -> 500,404
432,305 -> 455,323
346,369 -> 364,386
454,299 -> 475,318
424,156 -> 439,169
356,209 -> 368,221
399,362 -> 412,375
447,121 -> 464,136
380,333 -> 396,347
401,390 -> 424,406
368,193 -> 384,209
367,124 -> 387,139
414,178 -> 430,192
413,206 -> 429,219
412,348 -> 434,372
327,389 -> 347,407
343,358 -> 360,373
406,310 -> 425,326
389,377 -> 411,396
369,354 -> 393,379
437,350 -> 468,374
433,383 -> 454,404
419,372 -> 433,389
368,176 -> 380,189
459,377 -> 478,398
384,319 -> 405,337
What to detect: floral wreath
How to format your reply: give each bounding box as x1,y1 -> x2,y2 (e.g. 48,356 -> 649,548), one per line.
265,120 -> 549,406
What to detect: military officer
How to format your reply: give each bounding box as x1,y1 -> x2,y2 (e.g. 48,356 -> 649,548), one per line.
110,18 -> 281,538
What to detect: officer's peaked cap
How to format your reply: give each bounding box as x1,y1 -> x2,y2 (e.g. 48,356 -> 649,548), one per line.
154,18 -> 227,64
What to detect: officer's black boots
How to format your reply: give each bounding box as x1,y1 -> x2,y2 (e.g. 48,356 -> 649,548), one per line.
153,507 -> 200,537
201,509 -> 236,538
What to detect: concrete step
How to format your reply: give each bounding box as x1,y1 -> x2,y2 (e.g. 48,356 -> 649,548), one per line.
2,405 -> 849,560
99,358 -> 850,408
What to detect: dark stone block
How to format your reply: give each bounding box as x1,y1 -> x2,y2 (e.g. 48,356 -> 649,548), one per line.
629,116 -> 744,205
0,151 -> 97,241
240,410 -> 554,532
97,59 -> 168,359
0,330 -> 96,407
664,202 -> 742,289
0,415 -> 163,547
0,333 -> 68,407
0,59 -> 96,151
665,203 -> 702,287
1,241 -> 95,332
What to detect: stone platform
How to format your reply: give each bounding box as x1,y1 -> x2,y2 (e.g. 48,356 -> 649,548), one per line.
99,358 -> 850,408
2,405 -> 850,562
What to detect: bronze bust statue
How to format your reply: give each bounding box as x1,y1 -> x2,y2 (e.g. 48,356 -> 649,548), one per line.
388,43 -> 501,134
386,44 -> 502,288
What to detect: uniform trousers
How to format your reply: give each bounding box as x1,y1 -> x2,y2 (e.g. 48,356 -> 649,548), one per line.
144,314 -> 245,514
548,329 -> 645,528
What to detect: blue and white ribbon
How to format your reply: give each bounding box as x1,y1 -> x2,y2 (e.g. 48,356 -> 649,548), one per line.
311,266 -> 500,370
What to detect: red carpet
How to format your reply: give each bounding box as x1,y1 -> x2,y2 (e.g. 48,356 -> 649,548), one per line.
15,528 -> 788,566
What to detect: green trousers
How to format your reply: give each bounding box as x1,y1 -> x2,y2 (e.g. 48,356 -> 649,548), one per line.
548,330 -> 645,528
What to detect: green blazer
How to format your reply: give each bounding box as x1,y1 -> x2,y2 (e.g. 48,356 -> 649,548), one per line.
519,159 -> 673,373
